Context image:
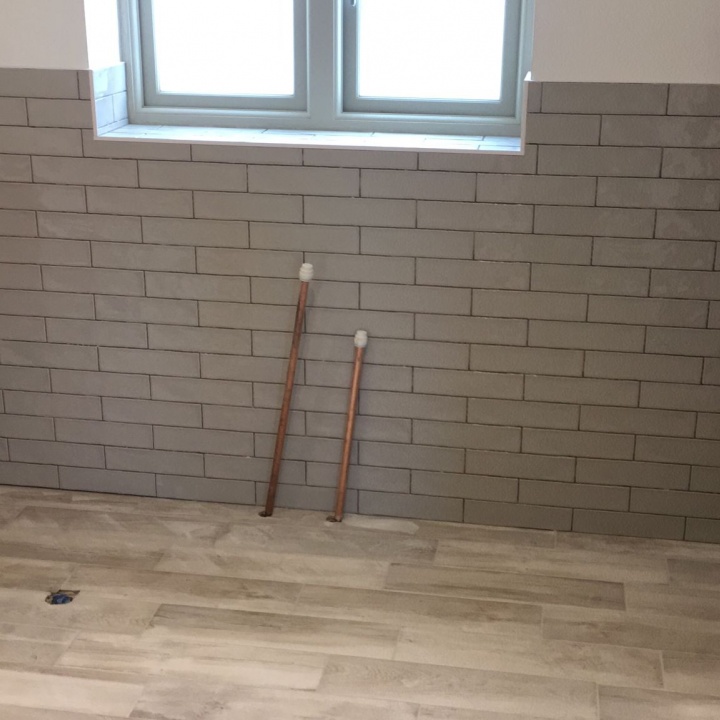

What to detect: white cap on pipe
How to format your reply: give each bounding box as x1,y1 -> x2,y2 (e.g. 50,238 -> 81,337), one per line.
299,263 -> 314,282
354,330 -> 368,348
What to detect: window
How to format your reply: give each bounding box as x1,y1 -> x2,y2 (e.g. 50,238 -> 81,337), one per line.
120,0 -> 533,137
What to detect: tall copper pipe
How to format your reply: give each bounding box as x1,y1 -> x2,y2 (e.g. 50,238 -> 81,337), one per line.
328,330 -> 368,523
260,263 -> 314,517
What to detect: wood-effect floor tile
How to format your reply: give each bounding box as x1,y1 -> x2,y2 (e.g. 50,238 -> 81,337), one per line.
542,605 -> 720,655
0,707 -> 126,720
152,603 -> 400,659
67,565 -> 300,614
396,625 -> 663,689
317,657 -> 599,719
667,558 -> 720,587
131,678 -> 421,720
57,631 -> 327,690
341,514 -> 420,535
557,531 -> 720,562
0,624 -> 76,668
386,563 -> 626,610
155,547 -> 390,589
214,522 -> 438,563
0,667 -> 144,716
599,686 -> 720,720
0,487 -> 259,522
294,584 -> 542,636
662,651 -> 720,698
624,582 -> 720,622
417,521 -> 557,548
0,556 -> 74,590
0,504 -> 22,526
0,588 -> 159,635
0,540 -> 164,570
0,487 -> 717,719
2,506 -> 227,549
418,708 -> 555,720
434,540 -> 669,583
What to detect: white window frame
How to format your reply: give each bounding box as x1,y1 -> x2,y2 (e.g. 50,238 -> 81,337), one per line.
118,0 -> 534,138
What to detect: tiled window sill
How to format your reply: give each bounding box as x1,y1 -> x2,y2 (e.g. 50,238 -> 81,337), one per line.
97,123 -> 523,154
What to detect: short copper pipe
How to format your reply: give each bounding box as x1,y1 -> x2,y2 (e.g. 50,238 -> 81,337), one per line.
328,330 -> 367,523
260,263 -> 314,517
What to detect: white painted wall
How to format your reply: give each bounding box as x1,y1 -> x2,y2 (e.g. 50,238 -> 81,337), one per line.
532,0 -> 720,83
0,0 -> 88,69
84,0 -> 121,68
1,0 -> 720,83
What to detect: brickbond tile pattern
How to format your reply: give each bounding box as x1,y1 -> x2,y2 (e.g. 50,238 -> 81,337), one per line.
1,70 -> 719,542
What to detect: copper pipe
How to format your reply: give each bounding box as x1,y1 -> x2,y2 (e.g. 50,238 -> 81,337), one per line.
328,330 -> 368,523
260,263 -> 314,517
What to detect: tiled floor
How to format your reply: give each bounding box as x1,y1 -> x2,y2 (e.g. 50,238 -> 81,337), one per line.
0,486 -> 719,719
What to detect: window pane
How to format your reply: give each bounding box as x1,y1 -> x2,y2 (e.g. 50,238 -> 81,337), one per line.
152,0 -> 295,96
357,0 -> 507,102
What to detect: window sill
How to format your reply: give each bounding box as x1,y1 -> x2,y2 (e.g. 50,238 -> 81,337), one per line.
97,122 -> 523,155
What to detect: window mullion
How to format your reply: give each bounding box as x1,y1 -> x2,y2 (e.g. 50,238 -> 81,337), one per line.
307,0 -> 340,129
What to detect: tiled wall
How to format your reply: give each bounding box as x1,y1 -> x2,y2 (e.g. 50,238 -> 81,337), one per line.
1,68 -> 719,543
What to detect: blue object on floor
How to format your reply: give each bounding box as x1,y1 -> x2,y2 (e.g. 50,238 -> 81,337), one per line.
45,590 -> 79,605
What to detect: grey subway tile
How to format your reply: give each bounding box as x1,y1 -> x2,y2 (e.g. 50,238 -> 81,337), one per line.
60,467 -> 156,497
467,449 -> 575,482
96,296 -> 198,325
522,428 -> 635,460
538,146 -> 662,177
251,223 -> 358,253
587,296 -> 708,327
471,345 -> 584,377
360,491 -> 463,522
542,83 -> 668,115
668,85 -> 720,116
196,192 -> 303,223
415,314 -> 527,346
51,369 -> 150,399
419,146 -> 537,173
655,210 -> 720,241
663,149 -> 720,179
39,211 -> 141,243
0,98 -> 28,125
413,369 -> 522,399
142,217 -> 249,248
0,68 -> 79,98
476,174 -> 596,206
597,178 -> 720,210
573,509 -> 685,540
26,99 -> 93,128
475,233 -> 592,265
362,170 -> 475,201
594,238 -> 715,271
250,165 -> 358,196
529,320 -> 645,352
602,116 -> 720,148
535,206 -> 656,238
519,479 -> 629,511
417,259 -> 530,290
140,161 -> 247,192
473,289 -> 587,321
469,398 -> 579,430
0,181 -> 85,212
0,127 -> 82,156
87,187 -> 193,218
156,474 -> 254,505
418,201 -> 533,233
525,113 -> 601,145
465,499 -> 573,531
32,156 -> 138,188
577,459 -> 690,491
